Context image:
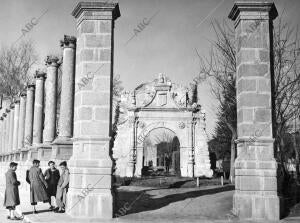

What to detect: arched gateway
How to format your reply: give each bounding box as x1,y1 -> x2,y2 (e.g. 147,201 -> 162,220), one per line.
113,74 -> 212,178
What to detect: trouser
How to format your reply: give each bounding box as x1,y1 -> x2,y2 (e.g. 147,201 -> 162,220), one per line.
56,187 -> 67,209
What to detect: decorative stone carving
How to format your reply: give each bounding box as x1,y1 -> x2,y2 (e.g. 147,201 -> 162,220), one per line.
138,121 -> 145,129
178,122 -> 185,129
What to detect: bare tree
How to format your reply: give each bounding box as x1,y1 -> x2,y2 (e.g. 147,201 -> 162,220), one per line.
0,40 -> 38,102
195,15 -> 300,182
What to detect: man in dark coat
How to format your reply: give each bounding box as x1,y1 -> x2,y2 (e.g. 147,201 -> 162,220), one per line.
28,159 -> 49,213
3,162 -> 22,220
44,160 -> 60,210
55,161 -> 69,213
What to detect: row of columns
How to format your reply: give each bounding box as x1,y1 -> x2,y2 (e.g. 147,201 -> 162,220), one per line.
0,36 -> 76,161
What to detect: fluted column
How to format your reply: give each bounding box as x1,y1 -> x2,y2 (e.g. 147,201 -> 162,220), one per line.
8,105 -> 14,152
43,56 -> 60,144
24,84 -> 35,146
12,99 -> 20,151
18,92 -> 27,149
54,36 -> 76,143
33,71 -> 46,145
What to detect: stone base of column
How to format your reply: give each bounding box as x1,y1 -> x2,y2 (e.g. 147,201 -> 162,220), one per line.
27,147 -> 38,161
53,136 -> 73,145
20,149 -> 29,162
51,143 -> 73,162
234,157 -> 280,220
187,161 -> 194,178
233,192 -> 280,220
37,145 -> 53,161
126,161 -> 135,177
66,138 -> 114,219
194,163 -> 213,178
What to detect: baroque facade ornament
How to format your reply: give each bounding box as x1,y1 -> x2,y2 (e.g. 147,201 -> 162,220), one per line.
178,122 -> 185,129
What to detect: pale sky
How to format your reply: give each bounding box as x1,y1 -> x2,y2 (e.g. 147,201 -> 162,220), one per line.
0,0 -> 299,137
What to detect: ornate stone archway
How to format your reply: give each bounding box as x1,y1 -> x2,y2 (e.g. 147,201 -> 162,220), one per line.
113,74 -> 212,178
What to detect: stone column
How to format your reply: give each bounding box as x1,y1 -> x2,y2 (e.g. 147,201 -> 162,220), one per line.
24,84 -> 35,146
8,105 -> 14,152
54,36 -> 76,143
33,71 -> 46,145
67,2 -> 120,219
0,116 -> 3,154
18,92 -> 27,149
229,1 -> 279,220
2,113 -> 7,153
12,99 -> 20,151
43,56 -> 60,143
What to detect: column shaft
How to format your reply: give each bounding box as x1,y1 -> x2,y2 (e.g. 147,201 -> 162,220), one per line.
33,71 -> 46,145
8,106 -> 14,152
43,56 -> 59,143
18,93 -> 27,149
12,99 -> 20,151
55,37 -> 76,143
24,84 -> 35,146
0,116 -> 3,154
2,113 -> 7,153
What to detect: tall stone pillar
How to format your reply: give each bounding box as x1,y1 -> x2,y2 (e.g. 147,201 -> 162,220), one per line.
12,99 -> 20,151
33,71 -> 46,145
18,92 -> 27,149
229,1 -> 279,220
24,84 -> 35,146
54,36 -> 76,143
67,2 -> 120,219
43,56 -> 60,143
8,105 -> 14,152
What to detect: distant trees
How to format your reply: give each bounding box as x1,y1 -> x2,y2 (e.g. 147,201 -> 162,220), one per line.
0,40 -> 38,102
195,15 -> 300,182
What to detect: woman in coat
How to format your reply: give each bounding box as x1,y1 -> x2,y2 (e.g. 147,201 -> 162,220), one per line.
28,159 -> 49,213
3,162 -> 22,220
44,161 -> 60,210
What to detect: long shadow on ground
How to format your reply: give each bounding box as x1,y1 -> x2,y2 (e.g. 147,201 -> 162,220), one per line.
115,184 -> 234,216
22,209 -> 53,216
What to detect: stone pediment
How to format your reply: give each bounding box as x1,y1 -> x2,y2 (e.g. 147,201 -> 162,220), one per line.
120,74 -> 193,110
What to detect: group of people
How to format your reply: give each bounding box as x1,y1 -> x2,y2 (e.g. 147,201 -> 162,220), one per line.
3,159 -> 70,220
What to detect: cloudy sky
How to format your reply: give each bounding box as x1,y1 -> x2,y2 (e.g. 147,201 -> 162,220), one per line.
1,0 -> 299,137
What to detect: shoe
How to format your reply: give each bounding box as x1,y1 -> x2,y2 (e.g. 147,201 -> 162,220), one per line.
7,216 -> 10,219
53,207 -> 59,212
33,210 -> 38,214
57,210 -> 65,213
10,216 -> 23,221
49,206 -> 55,210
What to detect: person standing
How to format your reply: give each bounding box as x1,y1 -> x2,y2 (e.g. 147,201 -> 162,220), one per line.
28,159 -> 49,213
44,161 -> 60,210
3,162 -> 22,220
165,154 -> 171,174
55,161 -> 69,213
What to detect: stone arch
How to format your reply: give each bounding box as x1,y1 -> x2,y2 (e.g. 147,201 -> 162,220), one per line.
139,127 -> 181,176
136,122 -> 185,147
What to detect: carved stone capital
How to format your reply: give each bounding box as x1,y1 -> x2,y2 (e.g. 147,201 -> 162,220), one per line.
20,91 -> 27,97
26,83 -> 36,90
45,55 -> 60,67
34,70 -> 46,79
178,122 -> 185,129
14,98 -> 20,104
60,35 -> 76,49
